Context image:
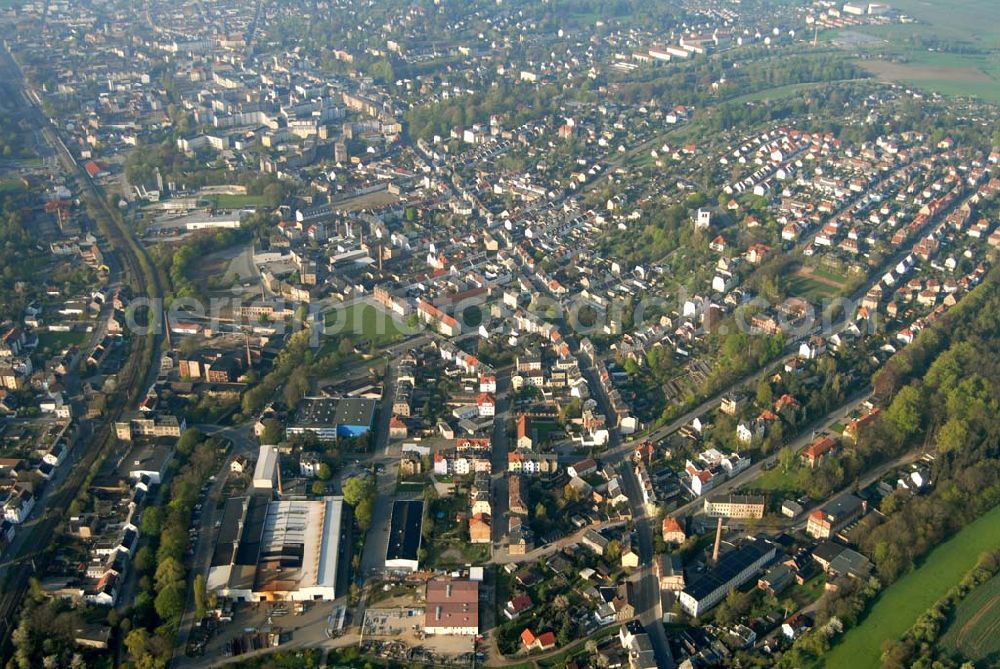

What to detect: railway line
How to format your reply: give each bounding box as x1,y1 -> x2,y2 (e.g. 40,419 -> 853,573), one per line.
0,46 -> 166,653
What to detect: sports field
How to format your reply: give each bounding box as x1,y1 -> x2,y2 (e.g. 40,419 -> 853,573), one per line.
199,193 -> 267,209
789,267 -> 845,301
323,302 -> 415,345
820,503 -> 1000,668
939,573 -> 1000,665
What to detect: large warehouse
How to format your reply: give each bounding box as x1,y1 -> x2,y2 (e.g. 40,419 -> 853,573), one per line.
285,397 -> 377,441
207,495 -> 349,602
385,499 -> 423,573
678,537 -> 777,617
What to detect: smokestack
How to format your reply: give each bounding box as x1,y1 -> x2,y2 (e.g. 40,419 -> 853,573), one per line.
712,517 -> 723,563
275,448 -> 283,496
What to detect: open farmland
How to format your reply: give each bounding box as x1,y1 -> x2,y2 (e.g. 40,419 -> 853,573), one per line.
939,573 -> 1000,665
820,503 -> 1000,669
830,0 -> 1000,102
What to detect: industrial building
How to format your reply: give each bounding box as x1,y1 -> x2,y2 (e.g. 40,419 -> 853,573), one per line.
119,439 -> 174,485
206,495 -> 348,602
806,493 -> 867,539
285,397 -> 377,441
424,579 -> 479,635
385,499 -> 423,572
703,494 -> 766,519
253,445 -> 280,491
678,538 -> 777,617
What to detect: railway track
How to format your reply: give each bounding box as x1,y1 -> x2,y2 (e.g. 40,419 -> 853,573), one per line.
0,46 -> 166,653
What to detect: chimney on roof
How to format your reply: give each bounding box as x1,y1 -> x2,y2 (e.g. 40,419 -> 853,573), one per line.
712,516 -> 723,564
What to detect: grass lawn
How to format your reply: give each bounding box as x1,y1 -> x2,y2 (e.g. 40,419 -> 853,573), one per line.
0,179 -> 24,197
788,275 -> 841,301
396,480 -> 426,494
199,193 -> 267,209
323,302 -> 414,346
820,503 -> 1000,669
939,572 -> 1000,664
812,267 -> 849,285
751,467 -> 803,495
35,329 -> 86,351
790,574 -> 827,608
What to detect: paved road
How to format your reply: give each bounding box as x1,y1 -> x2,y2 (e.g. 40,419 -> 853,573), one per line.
490,374 -> 510,546
669,389 -> 874,519
577,340 -> 675,667
358,354 -> 405,576
170,424 -> 260,667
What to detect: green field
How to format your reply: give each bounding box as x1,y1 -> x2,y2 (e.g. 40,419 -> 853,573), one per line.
199,194 -> 267,209
821,503 -> 1000,669
788,274 -> 841,301
939,573 -> 1000,665
750,466 -> 803,495
828,0 -> 1000,102
878,0 -> 1000,45
0,179 -> 24,197
323,302 -> 414,346
35,329 -> 86,351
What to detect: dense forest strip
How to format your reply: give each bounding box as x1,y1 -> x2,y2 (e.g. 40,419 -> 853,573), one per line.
738,267 -> 1000,668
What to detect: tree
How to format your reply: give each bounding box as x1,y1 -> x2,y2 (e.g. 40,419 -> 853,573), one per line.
311,481 -> 326,496
623,358 -> 640,376
343,474 -> 375,507
606,539 -> 622,562
176,428 -> 202,456
134,546 -> 154,574
260,419 -> 283,444
154,581 -> 186,622
154,556 -> 184,592
886,385 -> 923,438
937,417 -> 967,453
124,628 -> 169,669
779,446 -> 797,473
141,507 -> 164,537
756,378 -> 773,407
355,497 -> 374,531
193,574 -> 207,620
316,462 -> 332,480
534,502 -> 548,520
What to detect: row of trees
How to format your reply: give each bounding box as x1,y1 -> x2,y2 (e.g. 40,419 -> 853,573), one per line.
150,227 -> 248,301
125,429 -> 220,669
747,269 -> 1000,668
883,550 -> 1000,668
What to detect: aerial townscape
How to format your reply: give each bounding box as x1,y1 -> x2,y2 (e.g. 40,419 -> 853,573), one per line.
1,0 -> 1000,668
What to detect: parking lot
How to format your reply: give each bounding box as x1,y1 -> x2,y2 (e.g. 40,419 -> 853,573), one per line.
184,598 -> 355,666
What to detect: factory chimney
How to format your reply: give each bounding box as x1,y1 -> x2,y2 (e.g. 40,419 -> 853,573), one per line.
276,450 -> 283,496
712,517 -> 723,564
